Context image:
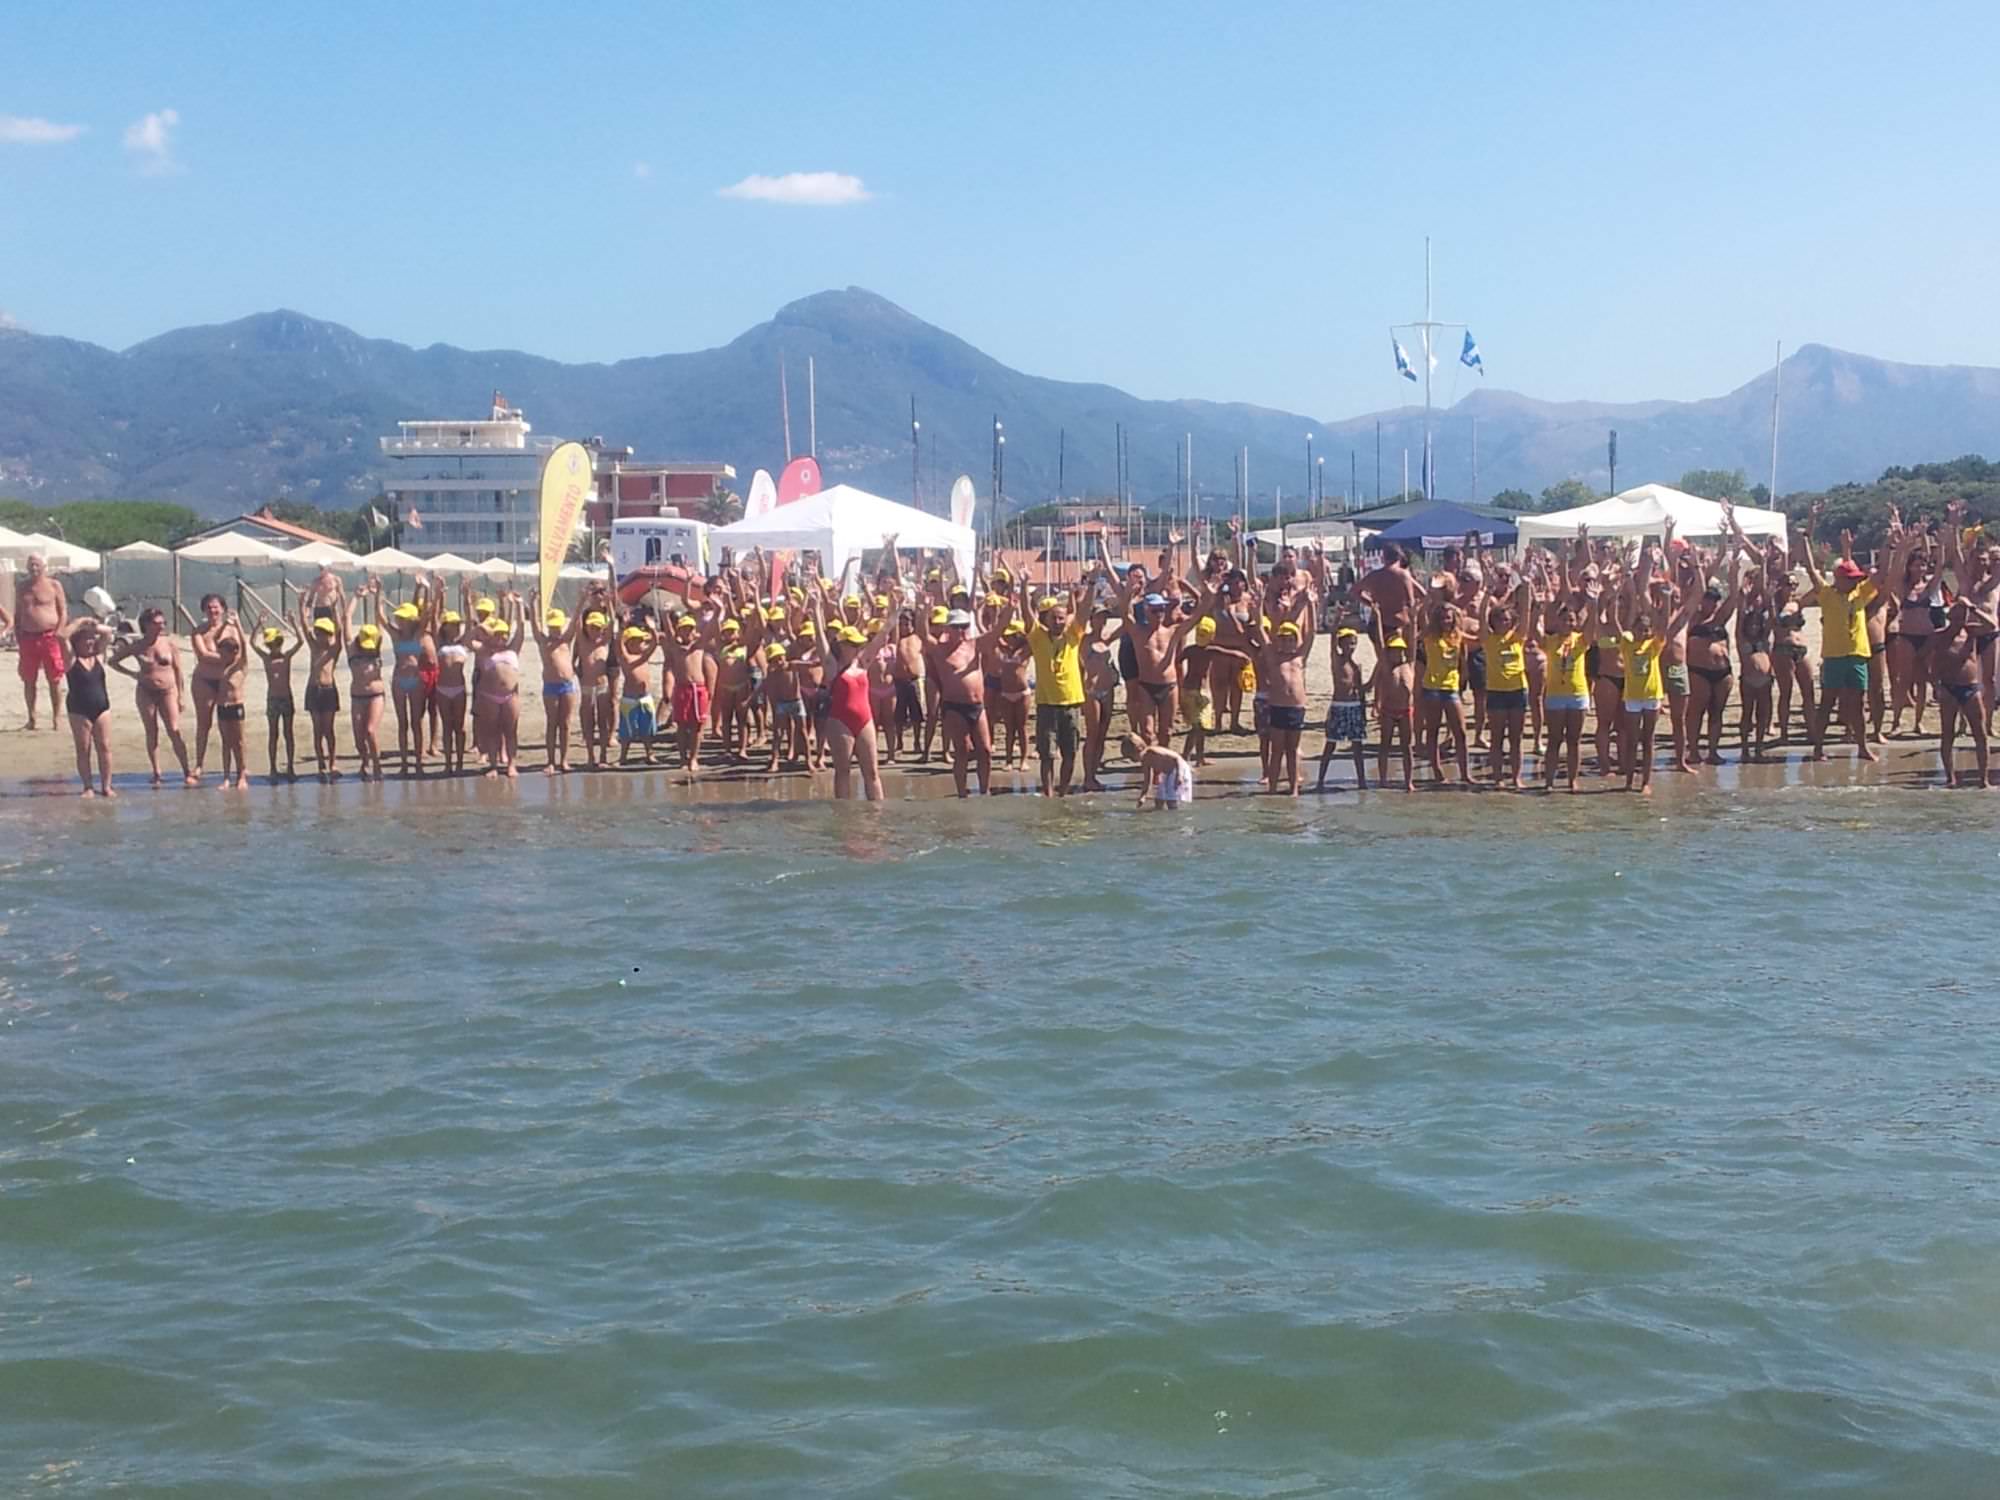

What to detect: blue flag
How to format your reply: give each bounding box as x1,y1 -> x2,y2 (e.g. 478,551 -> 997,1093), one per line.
1393,337 -> 1419,383
1460,330 -> 1484,375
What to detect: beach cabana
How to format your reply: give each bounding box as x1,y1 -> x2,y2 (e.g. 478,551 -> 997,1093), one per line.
711,483 -> 975,581
284,540 -> 366,567
1361,502 -> 1518,551
1515,484 -> 1788,545
426,553 -> 479,574
361,546 -> 428,572
176,532 -> 284,562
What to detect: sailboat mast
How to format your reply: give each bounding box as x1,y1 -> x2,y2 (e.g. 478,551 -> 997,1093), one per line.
779,363 -> 793,462
807,356 -> 817,457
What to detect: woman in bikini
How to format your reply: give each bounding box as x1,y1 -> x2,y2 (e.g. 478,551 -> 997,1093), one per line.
531,598 -> 581,774
1683,570 -> 1740,766
297,592 -> 343,780
473,593 -> 525,777
64,619 -> 116,796
1886,523 -> 1943,738
345,582 -> 389,781
433,608 -> 472,775
808,562 -> 893,802
111,607 -> 198,787
186,592 -> 244,782
386,585 -> 438,778
1930,597 -> 1991,787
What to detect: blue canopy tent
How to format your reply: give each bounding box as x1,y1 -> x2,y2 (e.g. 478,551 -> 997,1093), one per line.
1360,501 -> 1518,551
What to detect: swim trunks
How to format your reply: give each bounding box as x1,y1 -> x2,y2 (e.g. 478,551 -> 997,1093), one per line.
1325,701 -> 1365,741
673,680 -> 710,726
16,630 -> 64,683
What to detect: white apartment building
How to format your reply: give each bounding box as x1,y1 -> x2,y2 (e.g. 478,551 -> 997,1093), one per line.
378,400 -> 559,562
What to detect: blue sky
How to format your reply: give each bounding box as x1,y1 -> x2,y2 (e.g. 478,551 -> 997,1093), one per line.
4,0 -> 1997,421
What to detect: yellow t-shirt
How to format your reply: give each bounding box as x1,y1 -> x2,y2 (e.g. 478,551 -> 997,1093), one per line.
1547,631 -> 1590,698
1816,579 -> 1876,661
1028,616 -> 1086,706
1483,631 -> 1527,693
1619,632 -> 1665,701
1422,631 -> 1462,693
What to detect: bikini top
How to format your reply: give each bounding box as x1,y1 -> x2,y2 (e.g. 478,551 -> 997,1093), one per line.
437,643 -> 469,662
487,650 -> 520,670
1777,611 -> 1806,630
1690,622 -> 1729,641
393,639 -> 424,657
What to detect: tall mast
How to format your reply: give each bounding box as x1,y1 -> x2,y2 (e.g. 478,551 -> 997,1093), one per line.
1769,341 -> 1783,502
807,356 -> 817,457
1423,236 -> 1433,500
779,362 -> 793,461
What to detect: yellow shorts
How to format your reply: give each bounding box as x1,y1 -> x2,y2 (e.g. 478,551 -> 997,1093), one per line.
1184,689 -> 1214,731
1237,663 -> 1257,694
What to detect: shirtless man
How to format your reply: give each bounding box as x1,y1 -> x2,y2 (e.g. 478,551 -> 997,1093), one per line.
248,611 -> 302,782
1353,543 -> 1425,659
13,553 -> 68,728
919,603 -> 1002,796
889,610 -> 925,762
1119,567 -> 1206,748
1244,585 -> 1316,795
109,607 -> 197,786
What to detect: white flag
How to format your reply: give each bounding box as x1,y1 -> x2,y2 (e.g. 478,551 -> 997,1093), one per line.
370,506 -> 391,530
1392,337 -> 1419,383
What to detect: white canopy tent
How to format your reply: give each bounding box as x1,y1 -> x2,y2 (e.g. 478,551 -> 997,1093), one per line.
284,540 -> 366,566
176,531 -> 285,562
0,524 -> 32,551
1515,484 -> 1789,546
108,540 -> 171,559
361,546 -> 429,571
0,531 -> 101,570
710,484 -> 975,581
425,553 -> 480,574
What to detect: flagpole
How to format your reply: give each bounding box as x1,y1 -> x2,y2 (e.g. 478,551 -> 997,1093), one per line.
1423,236 -> 1432,500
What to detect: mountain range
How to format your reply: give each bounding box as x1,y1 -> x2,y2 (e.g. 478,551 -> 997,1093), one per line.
1,287 -> 1996,516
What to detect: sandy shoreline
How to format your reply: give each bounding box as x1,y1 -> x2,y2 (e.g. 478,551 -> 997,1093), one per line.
1,622 -> 1977,801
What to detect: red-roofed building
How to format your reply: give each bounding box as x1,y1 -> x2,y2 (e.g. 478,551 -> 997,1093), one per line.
180,507 -> 346,551
587,458 -> 737,528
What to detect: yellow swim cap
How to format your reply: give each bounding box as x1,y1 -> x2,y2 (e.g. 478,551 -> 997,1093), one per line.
312,617 -> 336,635
797,622 -> 816,638
545,609 -> 568,631
261,626 -> 284,645
873,593 -> 889,608
1195,617 -> 1217,644
392,602 -> 420,622
1386,634 -> 1408,649
474,597 -> 497,616
766,642 -> 789,660
1336,627 -> 1359,641
865,617 -> 884,633
482,617 -> 509,637
356,625 -> 382,650
842,594 -> 861,607
584,611 -> 608,629
1277,621 -> 1301,638
441,609 -> 463,625
985,593 -> 1005,609
929,606 -> 949,625
621,626 -> 648,642
841,625 -> 867,645
1036,595 -> 1062,612
1003,622 -> 1026,638
764,606 -> 786,622
720,618 -> 742,634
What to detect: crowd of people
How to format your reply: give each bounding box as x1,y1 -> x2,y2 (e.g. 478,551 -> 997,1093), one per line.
9,492 -> 1999,803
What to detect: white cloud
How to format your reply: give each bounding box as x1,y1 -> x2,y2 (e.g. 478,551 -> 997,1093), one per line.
0,115 -> 86,145
632,160 -> 652,180
0,311 -> 19,330
717,171 -> 871,206
122,107 -> 181,173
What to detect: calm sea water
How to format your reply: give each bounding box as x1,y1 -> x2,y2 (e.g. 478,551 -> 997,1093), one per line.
3,771 -> 1998,1497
